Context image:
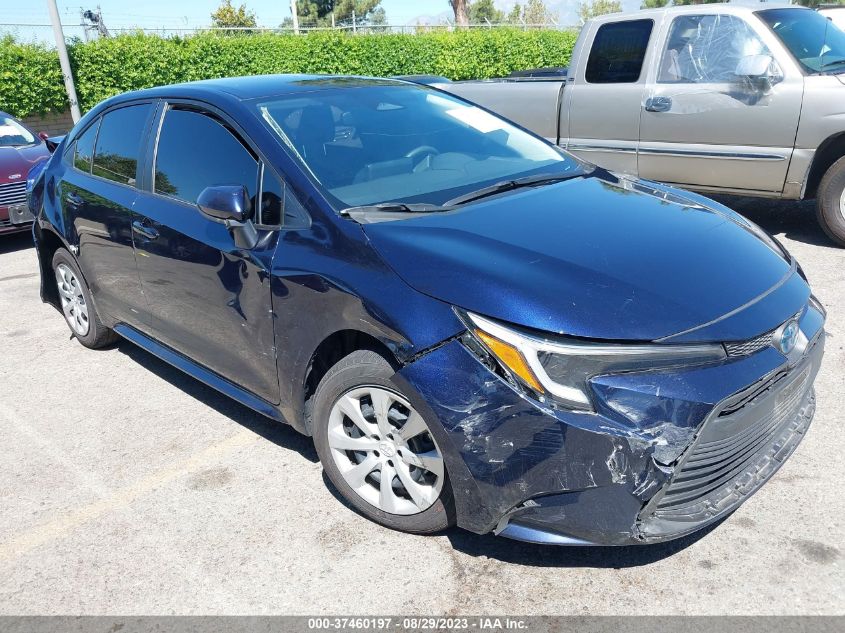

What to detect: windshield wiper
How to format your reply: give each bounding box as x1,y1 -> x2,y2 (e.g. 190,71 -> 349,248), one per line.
443,172 -> 578,207
820,58 -> 845,71
339,201 -> 446,216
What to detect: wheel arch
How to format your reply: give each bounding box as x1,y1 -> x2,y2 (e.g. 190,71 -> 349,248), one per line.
302,329 -> 400,435
33,223 -> 71,311
804,132 -> 845,199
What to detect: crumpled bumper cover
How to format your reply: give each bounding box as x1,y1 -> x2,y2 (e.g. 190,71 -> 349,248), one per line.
395,307 -> 824,546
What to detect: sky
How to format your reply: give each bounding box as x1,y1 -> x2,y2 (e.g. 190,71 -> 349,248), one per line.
1,0 -> 646,42
4,1 -> 452,32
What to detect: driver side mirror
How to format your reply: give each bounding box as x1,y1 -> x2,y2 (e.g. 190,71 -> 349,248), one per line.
735,54 -> 782,89
197,185 -> 258,250
38,131 -> 49,141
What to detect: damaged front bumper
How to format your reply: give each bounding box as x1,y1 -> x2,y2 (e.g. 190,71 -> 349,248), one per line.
395,305 -> 825,546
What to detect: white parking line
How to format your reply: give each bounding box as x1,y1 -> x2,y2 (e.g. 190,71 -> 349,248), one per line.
0,424 -> 259,564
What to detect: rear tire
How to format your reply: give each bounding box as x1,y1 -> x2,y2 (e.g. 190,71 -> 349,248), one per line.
816,156 -> 845,247
312,349 -> 455,534
51,249 -> 118,349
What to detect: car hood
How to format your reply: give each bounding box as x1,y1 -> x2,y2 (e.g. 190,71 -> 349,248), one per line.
361,173 -> 809,343
0,143 -> 50,185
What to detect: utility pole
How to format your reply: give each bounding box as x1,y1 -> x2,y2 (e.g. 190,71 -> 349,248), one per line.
290,0 -> 299,34
47,0 -> 81,123
79,8 -> 89,42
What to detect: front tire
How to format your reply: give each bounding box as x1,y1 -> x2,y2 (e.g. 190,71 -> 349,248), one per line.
312,350 -> 455,534
51,249 -> 118,349
816,156 -> 845,247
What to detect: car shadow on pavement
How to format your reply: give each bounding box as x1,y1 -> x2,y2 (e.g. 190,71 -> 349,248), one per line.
116,340 -> 319,463
319,466 -> 724,568
442,519 -> 723,568
713,196 -> 837,248
0,232 -> 34,254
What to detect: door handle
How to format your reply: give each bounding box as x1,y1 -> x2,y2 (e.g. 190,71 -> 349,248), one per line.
65,192 -> 84,208
132,219 -> 160,241
645,96 -> 673,113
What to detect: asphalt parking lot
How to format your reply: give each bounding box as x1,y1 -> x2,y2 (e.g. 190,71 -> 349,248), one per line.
0,197 -> 843,615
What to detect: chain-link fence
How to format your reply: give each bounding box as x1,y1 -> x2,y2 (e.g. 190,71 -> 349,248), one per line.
0,20 -> 573,44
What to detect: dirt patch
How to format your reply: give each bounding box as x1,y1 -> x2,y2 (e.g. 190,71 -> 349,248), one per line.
187,467 -> 233,491
793,539 -> 840,565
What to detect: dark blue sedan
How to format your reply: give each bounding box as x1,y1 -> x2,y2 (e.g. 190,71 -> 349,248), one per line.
27,75 -> 825,545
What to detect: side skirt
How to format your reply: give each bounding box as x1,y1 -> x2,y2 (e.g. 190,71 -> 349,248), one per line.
112,323 -> 284,423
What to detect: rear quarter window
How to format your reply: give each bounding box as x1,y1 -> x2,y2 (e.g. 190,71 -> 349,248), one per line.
72,119 -> 100,173
586,19 -> 654,84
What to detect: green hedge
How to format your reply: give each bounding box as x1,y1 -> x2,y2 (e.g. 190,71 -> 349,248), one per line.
0,29 -> 578,118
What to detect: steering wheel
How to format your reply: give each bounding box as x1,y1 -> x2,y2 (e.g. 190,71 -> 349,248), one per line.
405,145 -> 440,168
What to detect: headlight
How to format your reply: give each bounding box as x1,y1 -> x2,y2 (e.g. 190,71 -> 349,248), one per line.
463,311 -> 726,411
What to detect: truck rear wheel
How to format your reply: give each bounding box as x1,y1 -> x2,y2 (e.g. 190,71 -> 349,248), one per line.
816,156 -> 845,247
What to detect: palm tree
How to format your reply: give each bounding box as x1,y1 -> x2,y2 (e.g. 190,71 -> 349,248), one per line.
449,1 -> 469,27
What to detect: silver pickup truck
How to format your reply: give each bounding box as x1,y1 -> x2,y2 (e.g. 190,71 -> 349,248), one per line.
439,4 -> 845,246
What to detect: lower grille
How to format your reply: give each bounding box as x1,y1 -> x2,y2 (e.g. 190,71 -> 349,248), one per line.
0,181 -> 27,207
637,333 -> 822,541
656,364 -> 811,512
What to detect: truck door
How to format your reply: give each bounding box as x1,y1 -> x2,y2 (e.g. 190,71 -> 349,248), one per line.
563,18 -> 655,175
638,11 -> 803,194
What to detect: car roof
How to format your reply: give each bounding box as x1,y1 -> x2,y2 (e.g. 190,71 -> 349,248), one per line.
591,3 -> 812,25
109,74 -> 411,106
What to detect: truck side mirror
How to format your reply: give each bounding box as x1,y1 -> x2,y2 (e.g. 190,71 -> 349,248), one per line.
735,54 -> 781,90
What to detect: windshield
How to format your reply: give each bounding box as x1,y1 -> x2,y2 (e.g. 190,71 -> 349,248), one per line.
254,81 -> 583,209
0,117 -> 36,148
759,8 -> 845,74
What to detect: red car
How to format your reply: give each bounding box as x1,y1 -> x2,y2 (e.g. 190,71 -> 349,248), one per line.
1,111 -> 52,235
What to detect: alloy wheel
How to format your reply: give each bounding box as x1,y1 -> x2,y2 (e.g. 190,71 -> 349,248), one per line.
55,263 -> 90,336
840,187 -> 845,222
327,386 -> 445,515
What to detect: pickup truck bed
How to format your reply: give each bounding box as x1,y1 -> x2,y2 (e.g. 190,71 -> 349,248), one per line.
442,79 -> 566,145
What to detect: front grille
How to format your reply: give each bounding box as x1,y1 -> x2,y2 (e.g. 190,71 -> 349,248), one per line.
0,181 -> 26,207
724,330 -> 774,357
724,310 -> 804,358
0,217 -> 11,228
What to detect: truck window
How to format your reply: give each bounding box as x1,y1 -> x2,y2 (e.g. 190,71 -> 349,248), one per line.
659,14 -> 771,83
586,20 -> 653,84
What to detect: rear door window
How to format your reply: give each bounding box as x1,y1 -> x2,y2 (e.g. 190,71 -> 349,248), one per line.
92,104 -> 153,186
153,107 -> 259,206
586,20 -> 654,83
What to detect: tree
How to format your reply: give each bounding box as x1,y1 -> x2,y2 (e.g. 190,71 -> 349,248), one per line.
293,1 -> 385,28
469,0 -> 504,24
523,0 -> 554,25
641,0 -> 726,7
449,1 -> 469,27
793,0 -> 845,6
578,0 -> 622,23
506,3 -> 523,24
210,0 -> 257,28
